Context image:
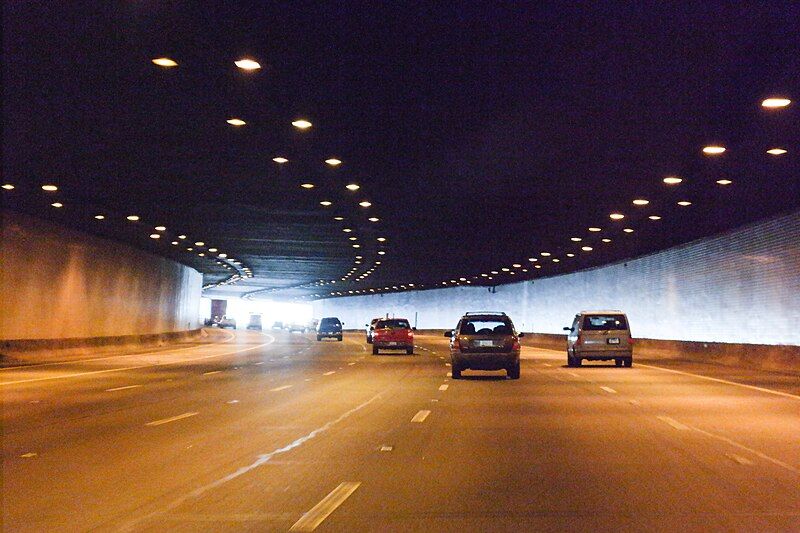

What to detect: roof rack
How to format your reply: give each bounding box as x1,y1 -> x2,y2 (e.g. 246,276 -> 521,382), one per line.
464,311 -> 508,316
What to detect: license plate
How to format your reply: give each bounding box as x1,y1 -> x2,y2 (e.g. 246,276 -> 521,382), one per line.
388,341 -> 398,346
476,340 -> 495,347
607,338 -> 620,344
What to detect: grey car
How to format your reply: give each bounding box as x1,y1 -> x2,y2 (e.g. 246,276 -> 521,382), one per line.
564,310 -> 633,367
445,312 -> 523,379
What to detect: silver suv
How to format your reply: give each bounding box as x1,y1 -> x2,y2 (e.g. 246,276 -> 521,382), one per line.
564,311 -> 632,367
445,312 -> 523,379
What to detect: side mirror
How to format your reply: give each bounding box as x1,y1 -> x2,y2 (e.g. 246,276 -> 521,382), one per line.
443,330 -> 453,337
518,332 -> 525,338
563,326 -> 571,331
412,327 -> 417,331
365,324 -> 369,327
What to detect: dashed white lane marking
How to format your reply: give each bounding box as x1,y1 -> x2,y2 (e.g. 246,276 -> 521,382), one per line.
411,410 -> 431,423
105,384 -> 143,392
289,481 -> 361,532
348,362 -> 356,366
438,384 -> 449,391
270,385 -> 293,392
254,362 -> 265,365
542,363 -> 552,367
656,416 -> 691,431
380,445 -> 394,452
600,386 -> 617,394
629,400 -> 640,406
323,371 -> 336,376
726,453 -> 755,466
20,452 -> 37,458
637,363 -> 800,401
145,412 -> 199,427
203,370 -> 222,376
689,424 -> 800,474
305,378 -> 312,382
568,372 -> 580,378
226,400 -> 240,404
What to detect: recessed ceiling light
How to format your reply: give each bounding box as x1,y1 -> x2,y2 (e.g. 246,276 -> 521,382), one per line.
155,226 -> 166,231
702,145 -> 726,155
194,241 -> 204,246
512,263 -> 522,268
42,185 -> 58,191
226,118 -> 246,126
552,259 -> 560,263
570,237 -> 582,242
610,213 -> 625,220
501,268 -> 510,272
378,251 -> 386,255
320,201 -> 332,206
187,247 -> 193,251
540,252 -> 551,257
377,237 -> 386,242
2,184 -> 14,190
198,253 -> 205,257
301,183 -> 315,189
677,201 -> 692,206
566,253 -> 575,257
208,248 -> 217,252
345,183 -> 360,191
178,234 -> 186,239
602,238 -> 612,243
292,119 -> 312,129
761,98 -> 791,108
527,258 -> 537,262
589,227 -> 602,232
623,228 -> 634,233
648,215 -> 662,220
632,199 -> 649,206
150,234 -> 160,239
94,215 -> 105,220
171,241 -> 178,245
581,246 -> 593,251
234,58 -> 261,70
368,217 -> 380,222
343,228 -> 352,233
355,255 -> 363,259
349,237 -> 357,241
352,244 -> 361,248
766,148 -> 787,155
51,202 -> 63,208
359,201 -> 372,207
152,57 -> 178,67
716,179 -> 732,185
127,215 -> 139,221
218,253 -> 227,258
325,158 -> 342,166
273,157 -> 288,164
663,176 -> 682,185
534,265 -> 542,269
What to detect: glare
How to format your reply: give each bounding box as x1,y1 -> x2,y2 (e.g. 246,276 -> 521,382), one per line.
51,202 -> 63,208
234,59 -> 261,70
663,176 -> 682,185
648,215 -> 662,220
94,215 -> 105,220
150,234 -> 160,239
609,213 -> 625,220
152,57 -> 178,68
702,145 -> 726,155
42,185 -> 58,191
300,183 -> 315,189
632,199 -> 649,206
766,148 -> 787,155
227,118 -> 246,126
273,157 -> 288,164
677,201 -> 692,206
588,227 -> 602,232
346,183 -> 360,191
623,228 -> 634,233
155,226 -> 166,231
761,98 -> 791,108
359,201 -> 372,207
320,201 -> 332,206
581,246 -> 593,251
325,158 -> 342,166
127,215 -> 140,221
292,119 -> 312,129
2,184 -> 14,190
570,237 -> 582,242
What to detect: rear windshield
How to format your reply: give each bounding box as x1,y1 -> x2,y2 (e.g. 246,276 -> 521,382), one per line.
376,319 -> 410,329
459,319 -> 513,335
320,318 -> 340,326
582,315 -> 628,330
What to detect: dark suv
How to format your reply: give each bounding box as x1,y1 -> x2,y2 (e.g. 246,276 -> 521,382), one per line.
445,312 -> 523,379
316,317 -> 343,341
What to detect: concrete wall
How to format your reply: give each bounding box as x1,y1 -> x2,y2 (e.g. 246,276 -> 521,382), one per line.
314,210 -> 800,346
1,211 -> 203,340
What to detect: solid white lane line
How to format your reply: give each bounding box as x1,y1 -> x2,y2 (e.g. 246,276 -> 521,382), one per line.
270,385 -> 293,392
105,384 -> 143,392
438,384 -> 449,391
411,410 -> 431,423
323,371 -> 336,376
600,386 -> 617,394
20,452 -> 37,458
725,453 -> 755,466
656,416 -> 691,431
145,412 -> 199,427
637,363 -> 800,401
203,370 -> 222,376
689,424 -> 800,474
289,482 -> 361,532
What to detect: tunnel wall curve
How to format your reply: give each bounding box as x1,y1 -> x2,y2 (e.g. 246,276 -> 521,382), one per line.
313,210 -> 800,347
1,210 -> 203,340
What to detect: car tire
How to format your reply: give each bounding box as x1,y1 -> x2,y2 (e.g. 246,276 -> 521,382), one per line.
615,358 -> 623,367
624,357 -> 633,367
406,347 -> 414,355
366,337 -> 372,344
372,345 -> 379,355
451,364 -> 462,379
337,335 -> 343,341
508,362 -> 521,379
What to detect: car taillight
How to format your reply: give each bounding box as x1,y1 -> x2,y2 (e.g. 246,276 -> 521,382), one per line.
629,337 -> 634,345
576,336 -> 582,346
453,337 -> 461,350
407,330 -> 413,337
512,339 -> 520,351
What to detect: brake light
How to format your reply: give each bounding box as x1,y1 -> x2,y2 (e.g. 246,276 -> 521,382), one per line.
407,330 -> 413,337
453,336 -> 462,351
629,337 -> 634,345
512,339 -> 521,351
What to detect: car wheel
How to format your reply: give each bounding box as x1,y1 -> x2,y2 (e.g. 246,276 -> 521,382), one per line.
366,337 -> 372,344
337,335 -> 343,341
508,362 -> 521,379
406,347 -> 414,355
615,358 -> 623,367
372,345 -> 379,355
624,358 -> 633,367
451,364 -> 462,379
316,335 -> 321,341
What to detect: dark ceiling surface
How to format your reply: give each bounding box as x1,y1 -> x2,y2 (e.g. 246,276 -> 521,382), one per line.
3,1 -> 799,300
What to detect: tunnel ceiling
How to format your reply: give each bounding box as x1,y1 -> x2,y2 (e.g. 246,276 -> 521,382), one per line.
3,2 -> 799,301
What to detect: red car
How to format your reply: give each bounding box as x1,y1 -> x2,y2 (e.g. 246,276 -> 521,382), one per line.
371,318 -> 415,354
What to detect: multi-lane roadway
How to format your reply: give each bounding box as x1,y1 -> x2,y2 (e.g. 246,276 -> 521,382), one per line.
2,329 -> 798,531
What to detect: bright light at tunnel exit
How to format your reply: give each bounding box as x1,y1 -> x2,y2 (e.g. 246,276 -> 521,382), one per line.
201,297 -> 313,328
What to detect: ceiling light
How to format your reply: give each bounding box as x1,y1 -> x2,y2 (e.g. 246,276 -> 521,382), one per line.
2,184 -> 14,190
345,183 -> 360,191
127,215 -> 139,221
359,201 -> 372,207
154,226 -> 166,231
356,255 -> 363,259
527,258 -> 537,262
510,263 -> 520,268
334,216 -> 344,221
273,157 -> 288,164
588,227 -> 602,232
663,176 -> 682,185
632,199 -> 649,206
581,246 -> 592,251
292,119 -> 312,129
301,183 -> 315,189
352,244 -> 361,248
349,237 -> 357,241
325,158 -> 342,166
320,201 -> 332,206
377,237 -> 386,242
226,118 -> 246,126
378,251 -> 386,255
368,217 -> 380,222
566,253 -> 575,257
171,241 -> 178,245
234,58 -> 261,70
501,268 -> 510,272
208,248 -> 217,252
51,202 -> 63,208
42,185 -> 58,191
610,213 -> 625,220
150,234 -> 160,239
766,148 -> 787,155
570,237 -> 582,242
152,57 -> 178,68
343,228 -> 352,233
194,241 -> 204,246
94,215 -> 105,220
534,265 -> 542,269
178,234 -> 186,239
702,145 -> 726,155
540,252 -> 551,257
623,228 -> 634,233
761,98 -> 791,108
677,201 -> 692,206
648,215 -> 662,220
552,259 -> 560,263
218,253 -> 227,258
602,238 -> 612,243
716,179 -> 732,185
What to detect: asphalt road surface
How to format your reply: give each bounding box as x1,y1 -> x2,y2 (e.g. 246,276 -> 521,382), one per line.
2,329 -> 799,532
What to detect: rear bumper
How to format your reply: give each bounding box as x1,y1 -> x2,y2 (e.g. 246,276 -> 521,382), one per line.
317,331 -> 341,338
575,350 -> 632,360
453,351 -> 519,370
374,341 -> 413,349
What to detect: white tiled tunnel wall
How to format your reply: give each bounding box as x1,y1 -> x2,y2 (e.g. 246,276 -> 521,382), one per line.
314,211 -> 800,345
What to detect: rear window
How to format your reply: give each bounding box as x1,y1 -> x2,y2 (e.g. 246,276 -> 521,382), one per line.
320,318 -> 340,326
582,315 -> 628,330
376,319 -> 410,329
459,319 -> 513,335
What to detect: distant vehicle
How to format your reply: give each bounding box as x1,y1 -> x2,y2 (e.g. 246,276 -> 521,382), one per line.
246,314 -> 262,331
445,312 -> 522,379
372,318 -> 415,354
218,316 -> 237,329
287,323 -> 307,333
272,321 -> 284,330
564,311 -> 632,367
365,317 -> 382,343
317,317 -> 343,341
